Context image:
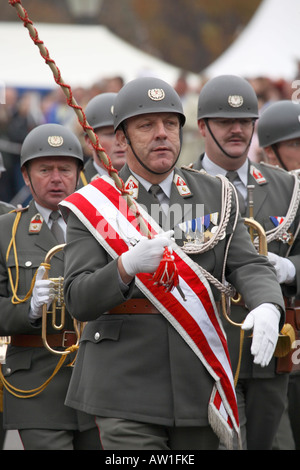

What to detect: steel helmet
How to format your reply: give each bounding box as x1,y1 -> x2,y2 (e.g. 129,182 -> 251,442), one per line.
20,123 -> 84,167
258,100 -> 300,147
113,76 -> 186,131
85,92 -> 116,130
197,75 -> 259,120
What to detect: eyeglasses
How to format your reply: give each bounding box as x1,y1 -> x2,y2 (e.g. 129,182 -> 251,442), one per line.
209,118 -> 255,129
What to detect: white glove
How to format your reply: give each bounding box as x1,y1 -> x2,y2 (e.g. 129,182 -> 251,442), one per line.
29,266 -> 55,320
268,251 -> 296,284
121,230 -> 174,277
242,303 -> 281,367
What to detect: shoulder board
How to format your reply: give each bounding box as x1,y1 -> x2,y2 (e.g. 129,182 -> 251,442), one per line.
181,165 -> 216,178
13,205 -> 29,214
259,161 -> 287,173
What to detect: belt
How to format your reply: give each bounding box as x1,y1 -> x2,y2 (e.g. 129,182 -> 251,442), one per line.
109,299 -> 160,315
10,331 -> 77,348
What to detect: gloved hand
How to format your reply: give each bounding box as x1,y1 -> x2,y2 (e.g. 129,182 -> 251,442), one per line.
267,252 -> 296,284
29,266 -> 55,320
121,230 -> 174,277
242,303 -> 281,367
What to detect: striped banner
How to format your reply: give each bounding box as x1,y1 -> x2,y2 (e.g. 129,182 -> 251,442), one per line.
60,175 -> 240,449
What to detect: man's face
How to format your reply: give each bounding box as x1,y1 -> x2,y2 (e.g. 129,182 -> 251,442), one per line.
198,118 -> 255,169
22,156 -> 79,211
265,138 -> 300,171
116,112 -> 181,182
90,126 -> 126,171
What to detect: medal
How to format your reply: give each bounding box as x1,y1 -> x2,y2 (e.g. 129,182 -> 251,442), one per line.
178,212 -> 219,246
270,216 -> 294,245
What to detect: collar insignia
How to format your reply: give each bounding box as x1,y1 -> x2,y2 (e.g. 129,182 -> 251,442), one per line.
250,165 -> 267,184
173,174 -> 191,196
29,213 -> 43,233
125,175 -> 139,199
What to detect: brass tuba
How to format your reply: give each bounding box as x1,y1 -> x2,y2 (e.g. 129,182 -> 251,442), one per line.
41,244 -> 83,355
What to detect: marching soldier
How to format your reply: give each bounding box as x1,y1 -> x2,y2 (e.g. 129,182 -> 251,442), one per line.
78,92 -> 126,187
60,77 -> 284,450
192,75 -> 300,449
0,123 -> 101,450
258,100 -> 300,449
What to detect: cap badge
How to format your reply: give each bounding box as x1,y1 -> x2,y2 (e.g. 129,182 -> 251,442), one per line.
148,88 -> 165,101
228,95 -> 243,108
48,135 -> 64,147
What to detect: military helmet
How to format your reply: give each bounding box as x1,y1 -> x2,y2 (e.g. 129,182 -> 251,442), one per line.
85,92 -> 116,130
197,75 -> 259,120
20,123 -> 84,167
258,100 -> 300,148
113,76 -> 186,130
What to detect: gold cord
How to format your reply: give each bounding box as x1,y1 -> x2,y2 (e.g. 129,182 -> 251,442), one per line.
0,345 -> 78,408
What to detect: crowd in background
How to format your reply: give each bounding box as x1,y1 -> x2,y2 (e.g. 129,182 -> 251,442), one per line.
0,71 -> 298,207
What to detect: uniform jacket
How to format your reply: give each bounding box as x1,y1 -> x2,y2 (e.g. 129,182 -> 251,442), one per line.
63,164 -> 284,427
193,155 -> 300,377
0,201 -> 15,216
0,200 -> 96,431
77,158 -> 99,189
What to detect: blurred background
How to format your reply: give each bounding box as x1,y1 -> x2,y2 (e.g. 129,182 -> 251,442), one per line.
0,0 -> 299,206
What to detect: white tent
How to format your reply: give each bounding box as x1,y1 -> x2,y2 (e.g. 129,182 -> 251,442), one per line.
203,0 -> 300,80
0,21 -> 194,91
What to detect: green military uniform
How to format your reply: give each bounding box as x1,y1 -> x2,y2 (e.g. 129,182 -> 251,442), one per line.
0,121 -> 101,450
0,201 -> 15,216
78,158 -> 103,189
62,163 -> 285,449
192,154 -> 300,448
0,201 -> 101,449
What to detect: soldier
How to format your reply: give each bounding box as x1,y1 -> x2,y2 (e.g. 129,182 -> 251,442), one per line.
258,99 -> 300,450
192,75 -> 300,449
60,77 -> 284,451
79,92 -> 126,187
258,99 -> 300,172
0,123 -> 101,450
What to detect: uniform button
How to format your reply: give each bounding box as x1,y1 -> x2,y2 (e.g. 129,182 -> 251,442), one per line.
6,368 -> 11,375
25,261 -> 32,267
94,332 -> 101,341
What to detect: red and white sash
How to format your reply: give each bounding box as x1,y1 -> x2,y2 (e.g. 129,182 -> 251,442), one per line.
60,175 -> 240,449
